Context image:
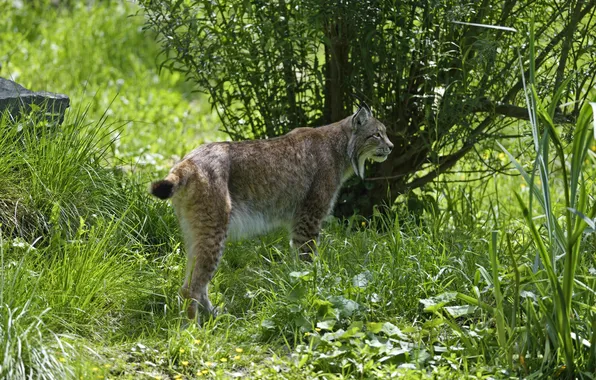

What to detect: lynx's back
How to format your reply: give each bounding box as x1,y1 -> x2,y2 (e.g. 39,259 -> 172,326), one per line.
179,124 -> 350,239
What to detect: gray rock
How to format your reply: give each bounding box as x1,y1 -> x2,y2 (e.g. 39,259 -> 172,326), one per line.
0,77 -> 70,124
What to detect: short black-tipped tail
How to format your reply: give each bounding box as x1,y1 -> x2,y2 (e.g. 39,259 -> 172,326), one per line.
150,162 -> 189,199
151,180 -> 175,199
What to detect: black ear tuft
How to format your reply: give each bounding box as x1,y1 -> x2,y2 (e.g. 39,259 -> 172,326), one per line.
351,93 -> 372,114
359,101 -> 371,114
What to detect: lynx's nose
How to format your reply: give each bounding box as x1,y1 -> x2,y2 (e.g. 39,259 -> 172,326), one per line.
386,139 -> 394,152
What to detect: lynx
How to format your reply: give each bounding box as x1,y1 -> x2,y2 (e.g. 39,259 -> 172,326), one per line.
150,103 -> 393,321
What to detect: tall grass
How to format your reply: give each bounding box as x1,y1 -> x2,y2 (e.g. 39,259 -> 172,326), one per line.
498,21 -> 595,376
493,98 -> 596,376
0,233 -> 71,380
0,107 -> 122,239
434,22 -> 596,377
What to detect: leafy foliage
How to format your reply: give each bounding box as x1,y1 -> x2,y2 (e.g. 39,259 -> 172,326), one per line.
141,0 -> 596,216
417,86 -> 596,378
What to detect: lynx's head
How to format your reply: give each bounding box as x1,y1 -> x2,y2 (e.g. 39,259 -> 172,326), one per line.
347,103 -> 393,179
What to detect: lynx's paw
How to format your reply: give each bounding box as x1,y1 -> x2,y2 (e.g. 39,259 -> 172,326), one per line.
291,237 -> 319,263
183,300 -> 218,326
298,252 -> 314,262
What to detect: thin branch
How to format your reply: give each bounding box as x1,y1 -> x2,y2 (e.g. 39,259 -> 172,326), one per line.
465,97 -> 574,123
402,117 -> 494,190
434,172 -> 515,183
554,0 -> 584,93
502,0 -> 596,104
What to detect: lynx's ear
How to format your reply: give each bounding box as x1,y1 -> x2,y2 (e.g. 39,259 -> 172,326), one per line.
352,103 -> 372,131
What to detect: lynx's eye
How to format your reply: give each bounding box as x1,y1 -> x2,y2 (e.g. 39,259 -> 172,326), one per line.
371,133 -> 381,139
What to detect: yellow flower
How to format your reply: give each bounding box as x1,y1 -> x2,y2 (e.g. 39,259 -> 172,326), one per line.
220,357 -> 228,362
315,328 -> 321,332
59,357 -> 66,363
179,348 -> 185,353
202,369 -> 209,374
194,339 -> 201,344
205,361 -> 213,367
498,152 -> 505,160
233,355 -> 241,361
91,367 -> 99,372
235,348 -> 243,353
197,372 -> 203,377
181,361 -> 189,366
103,364 -> 111,369
361,221 -> 366,227
174,375 -> 183,380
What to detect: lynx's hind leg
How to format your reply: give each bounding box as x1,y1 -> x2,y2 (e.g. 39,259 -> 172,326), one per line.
174,174 -> 231,323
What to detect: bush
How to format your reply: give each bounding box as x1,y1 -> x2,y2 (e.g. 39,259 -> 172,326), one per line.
141,0 -> 596,216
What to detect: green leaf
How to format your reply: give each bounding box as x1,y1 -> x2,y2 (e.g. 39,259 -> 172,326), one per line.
313,298 -> 335,318
367,322 -> 407,339
297,354 -> 309,368
444,305 -> 477,318
292,314 -> 310,329
316,320 -> 336,331
343,321 -> 365,339
322,329 -> 345,342
288,284 -> 306,301
379,348 -> 409,363
289,271 -> 310,280
367,322 -> 384,334
260,319 -> 276,330
347,320 -> 363,331
420,292 -> 457,312
329,296 -> 359,317
383,322 -> 407,339
352,271 -> 372,288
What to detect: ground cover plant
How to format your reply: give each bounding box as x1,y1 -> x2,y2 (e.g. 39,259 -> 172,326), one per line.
1,1 -> 595,379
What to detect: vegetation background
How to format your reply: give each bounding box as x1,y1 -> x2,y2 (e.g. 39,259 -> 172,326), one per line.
0,0 -> 595,379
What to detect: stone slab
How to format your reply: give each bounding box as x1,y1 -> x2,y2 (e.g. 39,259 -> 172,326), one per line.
0,77 -> 70,124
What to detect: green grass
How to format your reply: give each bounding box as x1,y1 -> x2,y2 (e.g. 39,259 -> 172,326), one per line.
1,1 -> 595,379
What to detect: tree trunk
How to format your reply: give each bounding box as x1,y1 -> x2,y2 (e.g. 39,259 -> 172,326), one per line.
323,19 -> 350,123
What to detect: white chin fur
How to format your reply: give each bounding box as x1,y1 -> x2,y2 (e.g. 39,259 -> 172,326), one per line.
357,155 -> 367,179
354,154 -> 387,179
370,155 -> 388,163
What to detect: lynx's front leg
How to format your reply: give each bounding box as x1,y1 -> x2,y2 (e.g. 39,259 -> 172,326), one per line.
291,219 -> 322,262
291,183 -> 336,261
